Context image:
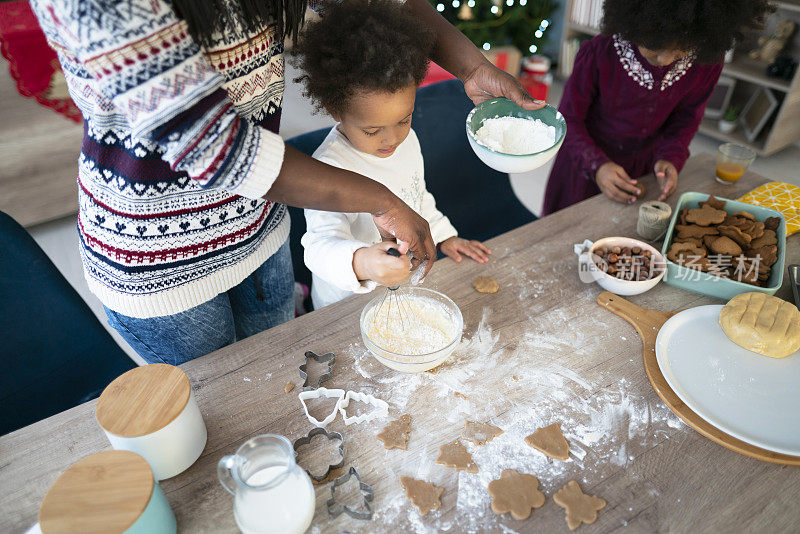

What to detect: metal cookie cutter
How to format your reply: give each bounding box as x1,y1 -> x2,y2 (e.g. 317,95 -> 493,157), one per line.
298,387 -> 345,427
299,351 -> 335,390
326,466 -> 374,520
293,427 -> 345,482
338,391 -> 389,426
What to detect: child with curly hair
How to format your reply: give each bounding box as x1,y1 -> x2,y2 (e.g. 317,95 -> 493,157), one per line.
543,0 -> 773,214
295,0 -> 491,309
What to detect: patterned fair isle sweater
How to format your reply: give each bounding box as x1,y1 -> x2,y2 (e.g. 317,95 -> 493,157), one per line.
31,0 -> 289,318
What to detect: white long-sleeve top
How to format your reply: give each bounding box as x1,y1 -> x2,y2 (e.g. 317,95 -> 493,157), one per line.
303,126 -> 458,309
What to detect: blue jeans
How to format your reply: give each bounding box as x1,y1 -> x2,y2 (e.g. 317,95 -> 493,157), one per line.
105,239 -> 294,365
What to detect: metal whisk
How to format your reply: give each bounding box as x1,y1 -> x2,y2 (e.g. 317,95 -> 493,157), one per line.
371,248 -> 414,332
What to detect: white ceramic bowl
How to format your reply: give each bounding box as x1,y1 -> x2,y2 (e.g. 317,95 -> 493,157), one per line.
360,287 -> 463,373
579,237 -> 666,296
465,98 -> 566,174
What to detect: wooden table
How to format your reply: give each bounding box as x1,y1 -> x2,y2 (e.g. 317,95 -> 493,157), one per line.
2,154 -> 798,533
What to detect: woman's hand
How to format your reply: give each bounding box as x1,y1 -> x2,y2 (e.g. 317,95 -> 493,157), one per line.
462,61 -> 545,110
372,199 -> 437,277
654,159 -> 678,201
353,241 -> 412,287
595,161 -> 641,204
439,237 -> 491,263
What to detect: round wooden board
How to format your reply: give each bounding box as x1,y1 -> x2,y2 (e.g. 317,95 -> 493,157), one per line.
597,291 -> 800,466
39,450 -> 154,534
96,363 -> 191,437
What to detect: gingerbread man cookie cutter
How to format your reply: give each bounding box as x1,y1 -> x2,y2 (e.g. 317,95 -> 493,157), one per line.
326,466 -> 374,520
293,427 -> 345,482
338,391 -> 389,426
298,387 -> 345,427
299,350 -> 335,391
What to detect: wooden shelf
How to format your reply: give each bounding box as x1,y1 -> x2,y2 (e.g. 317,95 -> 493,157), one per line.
697,117 -> 766,156
565,21 -> 600,37
722,55 -> 791,92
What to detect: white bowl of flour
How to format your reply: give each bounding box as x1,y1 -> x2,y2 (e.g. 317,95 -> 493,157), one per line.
466,98 -> 566,174
360,287 -> 463,373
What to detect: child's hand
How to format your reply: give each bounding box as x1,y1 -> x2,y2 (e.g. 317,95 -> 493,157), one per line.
596,161 -> 641,204
353,241 -> 411,287
440,237 -> 491,263
654,160 -> 678,201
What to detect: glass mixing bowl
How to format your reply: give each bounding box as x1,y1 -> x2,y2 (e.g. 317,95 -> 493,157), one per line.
360,287 -> 463,373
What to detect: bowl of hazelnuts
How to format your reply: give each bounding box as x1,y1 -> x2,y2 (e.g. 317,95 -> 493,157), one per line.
579,237 -> 667,296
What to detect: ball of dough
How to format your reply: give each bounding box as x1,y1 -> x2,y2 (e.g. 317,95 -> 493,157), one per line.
719,292 -> 800,358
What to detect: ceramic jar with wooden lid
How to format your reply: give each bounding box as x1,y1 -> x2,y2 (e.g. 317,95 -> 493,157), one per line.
96,363 -> 207,480
39,450 -> 176,534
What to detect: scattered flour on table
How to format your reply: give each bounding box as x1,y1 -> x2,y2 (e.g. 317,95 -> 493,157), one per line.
365,295 -> 457,355
328,305 -> 687,533
474,117 -> 556,155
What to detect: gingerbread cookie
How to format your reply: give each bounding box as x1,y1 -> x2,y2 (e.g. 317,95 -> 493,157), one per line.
400,477 -> 443,516
750,229 -> 777,249
436,439 -> 478,473
746,245 -> 778,266
667,242 -> 706,264
718,224 -> 752,247
685,205 -> 726,226
698,194 -> 726,210
462,421 -> 504,446
377,414 -> 411,450
675,224 -> 719,240
701,235 -> 718,250
524,422 -> 569,460
473,276 -> 499,294
764,216 -> 780,231
731,211 -> 755,221
709,235 -> 742,257
553,480 -> 606,531
678,208 -> 689,225
674,236 -> 704,248
487,469 -> 545,520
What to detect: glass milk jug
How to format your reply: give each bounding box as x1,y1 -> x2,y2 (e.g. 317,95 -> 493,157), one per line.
218,434 -> 315,534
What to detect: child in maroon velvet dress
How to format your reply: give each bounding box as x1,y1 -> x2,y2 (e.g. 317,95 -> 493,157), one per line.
543,0 -> 773,215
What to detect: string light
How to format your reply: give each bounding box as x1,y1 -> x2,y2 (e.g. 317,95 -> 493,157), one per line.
467,0 -> 475,5
483,42 -> 491,50
535,29 -> 543,38
519,0 -> 527,5
436,3 -> 444,11
529,44 -> 538,53
506,0 -> 513,5
541,19 -> 550,28
452,0 -> 459,7
490,5 -> 499,13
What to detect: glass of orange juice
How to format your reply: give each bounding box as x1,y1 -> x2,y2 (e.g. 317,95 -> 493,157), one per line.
715,143 -> 756,184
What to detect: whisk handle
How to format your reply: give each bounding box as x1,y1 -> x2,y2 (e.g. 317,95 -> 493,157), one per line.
386,247 -> 402,258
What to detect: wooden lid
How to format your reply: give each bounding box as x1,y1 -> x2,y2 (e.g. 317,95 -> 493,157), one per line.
96,363 -> 191,437
39,450 -> 154,534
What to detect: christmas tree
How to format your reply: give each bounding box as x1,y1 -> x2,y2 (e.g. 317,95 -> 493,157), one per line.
430,0 -> 557,56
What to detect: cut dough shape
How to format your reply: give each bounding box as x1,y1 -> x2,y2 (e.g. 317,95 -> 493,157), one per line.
377,414 -> 411,450
487,469 -> 545,520
473,276 -> 499,293
284,381 -> 295,393
462,421 -> 504,446
400,477 -> 443,516
553,480 -> 606,530
525,422 -> 569,460
719,292 -> 800,358
436,439 -> 478,473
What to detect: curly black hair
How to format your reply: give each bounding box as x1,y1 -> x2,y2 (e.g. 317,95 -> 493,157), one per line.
602,0 -> 774,63
293,0 -> 435,116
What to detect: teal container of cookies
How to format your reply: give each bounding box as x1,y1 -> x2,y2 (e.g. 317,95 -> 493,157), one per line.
661,192 -> 787,301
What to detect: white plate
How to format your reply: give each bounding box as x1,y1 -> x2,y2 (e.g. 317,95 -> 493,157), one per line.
655,305 -> 800,456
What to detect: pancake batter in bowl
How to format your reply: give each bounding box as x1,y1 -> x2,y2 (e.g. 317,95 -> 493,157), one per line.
365,295 -> 457,355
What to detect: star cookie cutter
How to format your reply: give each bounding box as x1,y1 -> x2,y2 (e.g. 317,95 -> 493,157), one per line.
326,466 -> 374,520
338,391 -> 389,426
298,387 -> 345,427
299,351 -> 335,391
293,427 -> 345,482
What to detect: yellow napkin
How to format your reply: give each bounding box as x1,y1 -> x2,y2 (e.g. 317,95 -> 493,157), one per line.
738,181 -> 800,235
